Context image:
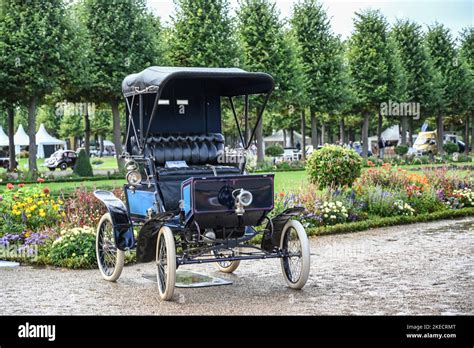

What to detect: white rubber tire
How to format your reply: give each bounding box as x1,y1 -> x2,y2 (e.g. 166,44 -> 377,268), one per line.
96,213 -> 125,282
280,220 -> 310,289
156,226 -> 176,301
213,248 -> 241,273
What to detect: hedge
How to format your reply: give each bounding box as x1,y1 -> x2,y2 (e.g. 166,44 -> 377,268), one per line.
306,207 -> 474,236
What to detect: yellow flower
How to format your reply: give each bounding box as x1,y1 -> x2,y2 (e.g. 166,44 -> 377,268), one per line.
39,209 -> 46,217
30,204 -> 37,211
26,214 -> 32,218
27,197 -> 33,204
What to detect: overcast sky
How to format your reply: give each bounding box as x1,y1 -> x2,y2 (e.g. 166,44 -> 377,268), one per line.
147,0 -> 473,39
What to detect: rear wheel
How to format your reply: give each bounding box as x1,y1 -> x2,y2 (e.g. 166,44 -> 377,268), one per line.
96,213 -> 125,282
59,162 -> 68,171
156,226 -> 176,301
212,248 -> 241,273
280,220 -> 310,289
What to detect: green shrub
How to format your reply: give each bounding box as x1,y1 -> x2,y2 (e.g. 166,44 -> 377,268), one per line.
73,149 -> 93,177
49,226 -> 96,269
443,142 -> 459,154
395,145 -> 409,156
307,145 -> 362,189
265,144 -> 284,157
411,156 -> 430,165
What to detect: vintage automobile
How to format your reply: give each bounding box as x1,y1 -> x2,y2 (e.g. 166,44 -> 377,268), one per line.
44,150 -> 77,171
94,67 -> 310,300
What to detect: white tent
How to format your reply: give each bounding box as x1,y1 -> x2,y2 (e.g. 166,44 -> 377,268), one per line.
36,123 -> 66,158
369,125 -> 405,144
14,124 -> 30,154
264,130 -> 311,148
0,126 -> 8,147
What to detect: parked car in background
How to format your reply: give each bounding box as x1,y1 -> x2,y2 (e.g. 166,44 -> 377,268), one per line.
0,157 -> 17,169
443,134 -> 465,152
44,150 -> 77,171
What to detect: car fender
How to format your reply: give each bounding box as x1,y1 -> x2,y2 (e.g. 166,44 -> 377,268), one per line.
261,207 -> 305,252
94,190 -> 135,251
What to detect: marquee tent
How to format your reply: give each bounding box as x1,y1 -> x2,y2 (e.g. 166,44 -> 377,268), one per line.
36,123 -> 67,158
0,126 -> 8,147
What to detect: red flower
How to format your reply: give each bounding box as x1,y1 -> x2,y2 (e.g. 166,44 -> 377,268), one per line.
18,183 -> 25,188
6,183 -> 14,190
37,178 -> 45,183
43,187 -> 50,195
278,192 -> 285,197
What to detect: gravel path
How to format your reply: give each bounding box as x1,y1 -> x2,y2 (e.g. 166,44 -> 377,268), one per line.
1,217 -> 473,315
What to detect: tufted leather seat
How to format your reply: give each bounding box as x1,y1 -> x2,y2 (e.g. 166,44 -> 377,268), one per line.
131,134 -> 241,210
131,133 -> 225,166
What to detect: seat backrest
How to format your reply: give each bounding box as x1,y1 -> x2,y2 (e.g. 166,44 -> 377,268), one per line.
131,133 -> 225,166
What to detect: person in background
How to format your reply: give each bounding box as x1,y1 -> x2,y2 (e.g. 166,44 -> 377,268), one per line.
378,136 -> 386,159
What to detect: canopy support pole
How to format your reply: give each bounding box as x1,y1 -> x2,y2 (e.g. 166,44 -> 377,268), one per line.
139,95 -> 144,147
245,93 -> 271,150
229,97 -> 245,148
244,95 -> 249,145
143,91 -> 162,150
124,94 -> 140,154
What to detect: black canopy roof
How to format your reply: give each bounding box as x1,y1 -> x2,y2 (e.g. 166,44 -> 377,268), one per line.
122,66 -> 274,97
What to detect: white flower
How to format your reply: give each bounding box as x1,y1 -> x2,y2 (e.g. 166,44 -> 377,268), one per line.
330,215 -> 336,219
336,201 -> 342,207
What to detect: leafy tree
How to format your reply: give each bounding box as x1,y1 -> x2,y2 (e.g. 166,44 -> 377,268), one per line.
347,10 -> 404,157
236,0 -> 288,163
0,0 -> 71,175
426,23 -> 458,154
169,0 -> 237,67
459,27 -> 474,152
83,0 -> 159,169
391,20 -> 435,145
292,0 -> 345,147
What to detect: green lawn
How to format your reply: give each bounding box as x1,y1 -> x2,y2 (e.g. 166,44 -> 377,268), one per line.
0,156 -> 119,174
1,162 -> 471,195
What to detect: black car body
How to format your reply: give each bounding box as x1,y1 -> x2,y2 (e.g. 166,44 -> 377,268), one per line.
45,150 -> 77,171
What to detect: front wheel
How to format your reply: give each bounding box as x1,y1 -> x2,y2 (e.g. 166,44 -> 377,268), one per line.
280,220 -> 310,289
96,213 -> 125,282
212,248 -> 241,273
156,226 -> 176,301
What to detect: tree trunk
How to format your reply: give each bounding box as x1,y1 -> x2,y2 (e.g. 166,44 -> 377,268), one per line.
99,134 -> 104,157
463,114 -> 469,153
437,113 -> 444,155
321,124 -> 325,145
256,111 -> 264,163
111,98 -> 124,170
27,97 -> 38,176
362,111 -> 370,158
401,117 -> 407,145
471,112 -> 474,153
283,129 -> 287,147
408,118 -> 414,146
290,129 -> 294,148
328,123 -> 333,144
301,109 -> 306,160
310,107 -> 317,146
7,107 -> 16,172
84,103 -> 91,157
339,117 -> 345,144
377,113 -> 383,140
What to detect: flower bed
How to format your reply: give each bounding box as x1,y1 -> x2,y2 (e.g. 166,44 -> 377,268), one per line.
275,163 -> 473,230
0,164 -> 473,269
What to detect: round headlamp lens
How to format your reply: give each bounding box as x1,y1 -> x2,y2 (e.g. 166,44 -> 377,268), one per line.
126,170 -> 142,185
